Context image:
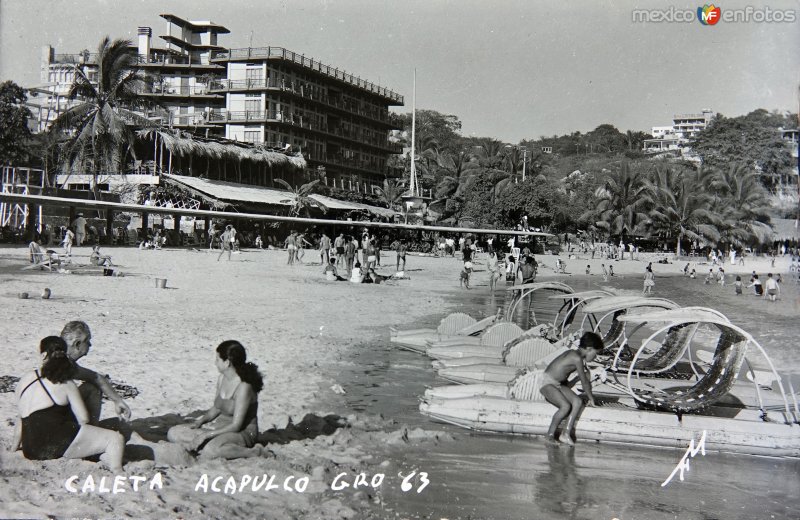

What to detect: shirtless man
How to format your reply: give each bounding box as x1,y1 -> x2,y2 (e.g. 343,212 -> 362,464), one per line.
61,321 -> 131,424
540,331 -> 603,445
319,232 -> 331,265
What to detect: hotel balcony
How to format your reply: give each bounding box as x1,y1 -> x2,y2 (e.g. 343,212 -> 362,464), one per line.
139,82 -> 223,99
207,78 -> 395,127
52,53 -> 100,65
207,110 -> 402,153
134,55 -> 224,70
210,47 -> 403,105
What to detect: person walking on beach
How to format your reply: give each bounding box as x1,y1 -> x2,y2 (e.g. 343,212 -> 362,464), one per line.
284,231 -> 297,265
601,264 -> 609,282
344,235 -> 356,273
319,232 -> 331,265
540,331 -> 602,445
394,239 -> 408,272
764,273 -> 780,302
334,233 -> 345,267
217,225 -> 233,261
717,268 -> 726,286
62,227 -> 75,260
365,239 -> 377,270
208,224 -> 217,251
487,251 -> 502,291
72,213 -> 87,247
229,225 -> 238,253
295,234 -> 312,263
643,266 -> 655,294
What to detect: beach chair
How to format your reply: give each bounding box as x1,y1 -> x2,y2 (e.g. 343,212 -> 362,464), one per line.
24,242 -> 61,271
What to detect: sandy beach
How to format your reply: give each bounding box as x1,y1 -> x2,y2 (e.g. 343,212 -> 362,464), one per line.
0,244 -> 798,519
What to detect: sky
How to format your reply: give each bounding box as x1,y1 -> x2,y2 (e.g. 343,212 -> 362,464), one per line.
1,0 -> 798,142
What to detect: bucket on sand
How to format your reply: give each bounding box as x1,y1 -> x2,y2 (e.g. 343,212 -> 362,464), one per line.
155,278 -> 167,289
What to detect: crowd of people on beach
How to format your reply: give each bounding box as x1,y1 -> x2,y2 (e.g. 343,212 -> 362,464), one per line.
12,321 -> 266,470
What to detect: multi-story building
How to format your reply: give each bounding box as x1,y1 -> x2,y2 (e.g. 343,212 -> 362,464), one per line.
36,13 -> 404,194
643,109 -> 714,155
206,47 -> 403,190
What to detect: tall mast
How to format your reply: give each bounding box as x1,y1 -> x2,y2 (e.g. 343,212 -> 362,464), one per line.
409,69 -> 418,197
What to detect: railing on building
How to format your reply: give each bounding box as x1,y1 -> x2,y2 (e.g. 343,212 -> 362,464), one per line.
207,78 -> 394,125
134,55 -> 221,67
1,167 -> 45,230
142,83 -> 220,96
52,53 -> 100,65
207,110 -> 402,153
210,47 -> 403,104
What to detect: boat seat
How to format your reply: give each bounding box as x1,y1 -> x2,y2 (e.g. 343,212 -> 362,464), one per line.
634,325 -> 749,413
600,310 -> 626,351
502,338 -> 558,367
479,322 -> 525,347
617,322 -> 700,373
437,313 -> 476,335
509,369 -> 547,401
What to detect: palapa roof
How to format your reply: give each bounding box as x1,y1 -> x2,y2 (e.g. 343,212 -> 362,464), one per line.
163,174 -> 398,218
137,129 -> 307,170
772,218 -> 799,240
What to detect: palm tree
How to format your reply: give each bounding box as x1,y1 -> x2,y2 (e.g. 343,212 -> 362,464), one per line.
644,167 -> 719,256
374,178 -> 405,210
712,165 -> 773,247
53,37 -> 155,197
275,179 -> 326,217
583,162 -> 650,237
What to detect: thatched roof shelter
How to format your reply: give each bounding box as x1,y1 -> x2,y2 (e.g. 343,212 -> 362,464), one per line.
137,129 -> 306,170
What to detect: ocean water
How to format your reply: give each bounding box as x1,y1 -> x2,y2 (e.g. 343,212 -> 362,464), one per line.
341,274 -> 800,520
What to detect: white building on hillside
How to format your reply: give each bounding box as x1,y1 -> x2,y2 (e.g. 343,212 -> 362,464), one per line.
643,109 -> 714,155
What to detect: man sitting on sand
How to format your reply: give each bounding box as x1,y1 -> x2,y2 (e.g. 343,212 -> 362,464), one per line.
540,331 -> 602,445
60,321 -> 132,424
322,258 -> 347,281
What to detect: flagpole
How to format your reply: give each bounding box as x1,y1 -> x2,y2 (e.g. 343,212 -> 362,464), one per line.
410,69 -> 417,197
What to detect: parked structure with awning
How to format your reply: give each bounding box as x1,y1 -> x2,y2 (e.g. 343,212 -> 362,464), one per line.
162,174 -> 399,219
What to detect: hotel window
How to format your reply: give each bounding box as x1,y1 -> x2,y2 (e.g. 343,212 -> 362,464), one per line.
246,67 -> 263,87
244,131 -> 260,144
245,94 -> 262,116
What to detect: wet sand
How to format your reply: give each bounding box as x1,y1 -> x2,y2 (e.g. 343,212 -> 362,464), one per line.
341,282 -> 800,519
0,245 -> 797,519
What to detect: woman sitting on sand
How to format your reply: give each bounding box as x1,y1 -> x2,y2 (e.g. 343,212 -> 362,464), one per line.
168,340 -> 264,459
13,336 -> 124,470
89,245 -> 114,266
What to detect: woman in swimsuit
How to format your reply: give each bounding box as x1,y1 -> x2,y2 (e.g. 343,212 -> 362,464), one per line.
13,336 -> 124,470
168,340 -> 264,459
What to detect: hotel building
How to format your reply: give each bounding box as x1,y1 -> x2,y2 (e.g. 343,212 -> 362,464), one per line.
37,13 -> 404,194
642,109 -> 714,155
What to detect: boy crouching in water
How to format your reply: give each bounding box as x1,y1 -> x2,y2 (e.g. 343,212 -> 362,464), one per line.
540,331 -> 603,445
